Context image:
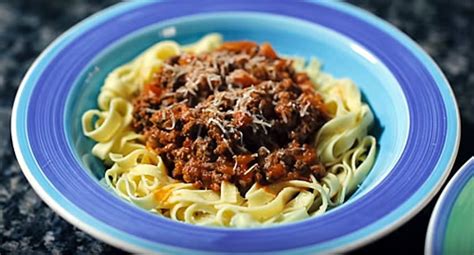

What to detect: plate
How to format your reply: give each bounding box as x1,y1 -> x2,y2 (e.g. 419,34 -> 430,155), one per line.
426,157 -> 474,255
12,1 -> 460,253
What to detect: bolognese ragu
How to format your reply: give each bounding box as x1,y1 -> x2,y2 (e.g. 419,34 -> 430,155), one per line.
82,33 -> 376,227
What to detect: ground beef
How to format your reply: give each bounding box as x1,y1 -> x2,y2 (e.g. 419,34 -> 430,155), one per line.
132,41 -> 330,193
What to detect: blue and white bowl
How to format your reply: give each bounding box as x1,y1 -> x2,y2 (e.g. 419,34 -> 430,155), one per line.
12,1 -> 460,253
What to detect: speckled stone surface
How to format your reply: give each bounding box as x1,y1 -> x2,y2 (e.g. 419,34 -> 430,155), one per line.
0,1 -> 472,254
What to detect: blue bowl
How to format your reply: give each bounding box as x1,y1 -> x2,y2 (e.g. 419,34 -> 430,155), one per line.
426,157 -> 474,254
12,1 -> 459,254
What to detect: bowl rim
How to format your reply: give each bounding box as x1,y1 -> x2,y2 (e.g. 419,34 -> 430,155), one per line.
11,1 -> 460,254
425,157 -> 474,254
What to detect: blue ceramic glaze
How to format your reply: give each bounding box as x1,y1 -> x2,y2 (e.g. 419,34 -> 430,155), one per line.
66,12 -> 408,204
426,158 -> 474,254
12,1 -> 459,253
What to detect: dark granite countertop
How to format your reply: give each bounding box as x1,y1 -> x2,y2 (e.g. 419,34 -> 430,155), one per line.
0,0 -> 472,254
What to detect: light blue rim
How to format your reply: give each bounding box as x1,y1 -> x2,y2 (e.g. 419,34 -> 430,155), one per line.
426,157 -> 474,254
11,1 -> 460,254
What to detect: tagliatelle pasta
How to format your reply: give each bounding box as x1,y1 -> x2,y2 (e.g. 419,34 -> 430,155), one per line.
82,33 -> 376,227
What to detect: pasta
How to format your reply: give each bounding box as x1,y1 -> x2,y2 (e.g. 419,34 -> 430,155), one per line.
82,33 -> 376,227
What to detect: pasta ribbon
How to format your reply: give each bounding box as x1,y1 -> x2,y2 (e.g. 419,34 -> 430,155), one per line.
138,41 -> 181,84
81,34 -> 377,227
183,33 -> 223,54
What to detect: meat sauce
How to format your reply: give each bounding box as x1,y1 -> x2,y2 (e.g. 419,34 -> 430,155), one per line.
133,41 -> 330,193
